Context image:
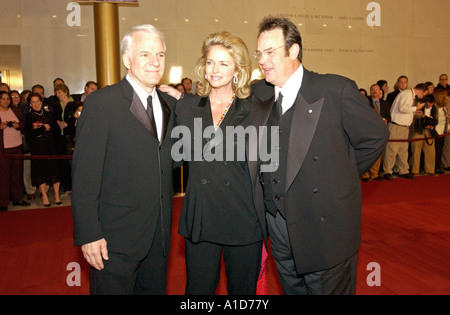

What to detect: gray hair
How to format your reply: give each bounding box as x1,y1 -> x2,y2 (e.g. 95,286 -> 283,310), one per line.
120,24 -> 166,55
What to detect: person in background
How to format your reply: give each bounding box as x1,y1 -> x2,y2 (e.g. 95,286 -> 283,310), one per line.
425,81 -> 435,95
377,80 -> 389,101
0,91 -> 30,212
71,81 -> 98,104
383,83 -> 428,180
181,77 -> 193,94
11,90 -> 36,199
436,74 -> 449,91
433,89 -> 449,174
409,94 -> 438,177
361,84 -> 391,181
53,84 -> 76,194
387,75 -> 409,106
0,83 -> 10,93
25,93 -> 61,207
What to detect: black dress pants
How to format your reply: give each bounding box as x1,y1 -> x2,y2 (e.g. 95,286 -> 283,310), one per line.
267,211 -> 358,295
89,220 -> 168,295
184,238 -> 262,295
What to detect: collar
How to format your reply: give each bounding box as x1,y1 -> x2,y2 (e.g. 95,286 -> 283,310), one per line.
126,74 -> 156,109
275,64 -> 304,114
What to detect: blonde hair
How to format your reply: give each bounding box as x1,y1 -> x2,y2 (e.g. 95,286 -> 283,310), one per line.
195,32 -> 252,99
434,89 -> 448,108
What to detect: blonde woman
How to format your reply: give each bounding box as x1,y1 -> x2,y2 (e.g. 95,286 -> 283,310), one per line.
173,32 -> 266,295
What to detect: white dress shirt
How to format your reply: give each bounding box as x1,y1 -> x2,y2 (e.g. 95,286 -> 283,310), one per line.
126,74 -> 163,140
390,89 -> 418,127
275,65 -> 304,115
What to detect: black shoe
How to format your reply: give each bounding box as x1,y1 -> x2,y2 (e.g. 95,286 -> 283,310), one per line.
0,206 -> 7,212
400,173 -> 416,179
384,174 -> 394,181
13,200 -> 31,206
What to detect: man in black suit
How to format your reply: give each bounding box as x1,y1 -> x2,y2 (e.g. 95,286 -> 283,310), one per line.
71,81 -> 98,103
250,17 -> 389,294
361,84 -> 391,181
72,25 -> 176,295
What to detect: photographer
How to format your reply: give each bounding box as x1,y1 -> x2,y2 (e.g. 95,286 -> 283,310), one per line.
410,94 -> 438,176
383,83 -> 428,180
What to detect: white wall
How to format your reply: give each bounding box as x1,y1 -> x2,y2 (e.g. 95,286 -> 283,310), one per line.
1,0 -> 449,96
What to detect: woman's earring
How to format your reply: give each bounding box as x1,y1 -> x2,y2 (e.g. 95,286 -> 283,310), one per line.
233,75 -> 238,85
205,74 -> 208,80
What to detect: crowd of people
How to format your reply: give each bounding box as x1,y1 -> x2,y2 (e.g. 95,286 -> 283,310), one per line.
0,79 -> 98,211
358,74 -> 450,181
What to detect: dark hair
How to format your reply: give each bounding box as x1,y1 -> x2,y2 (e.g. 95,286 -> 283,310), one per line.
85,81 -> 98,88
181,77 -> 192,84
0,90 -> 11,102
27,92 -> 43,104
258,16 -> 303,62
414,83 -> 428,92
423,94 -> 435,103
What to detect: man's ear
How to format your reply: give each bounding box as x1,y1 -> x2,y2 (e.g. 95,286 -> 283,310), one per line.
289,43 -> 300,61
122,54 -> 130,70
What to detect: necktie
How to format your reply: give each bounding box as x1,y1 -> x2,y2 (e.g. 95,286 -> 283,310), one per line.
147,95 -> 158,139
374,100 -> 380,114
275,92 -> 283,119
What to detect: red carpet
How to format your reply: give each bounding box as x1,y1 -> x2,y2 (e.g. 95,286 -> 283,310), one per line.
1,174 -> 449,295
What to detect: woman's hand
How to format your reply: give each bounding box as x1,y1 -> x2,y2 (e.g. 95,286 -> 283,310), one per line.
159,85 -> 183,100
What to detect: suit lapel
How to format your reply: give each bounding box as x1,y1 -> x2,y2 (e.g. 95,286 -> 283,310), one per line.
219,98 -> 250,128
285,80 -> 324,193
129,91 -> 157,137
247,94 -> 274,186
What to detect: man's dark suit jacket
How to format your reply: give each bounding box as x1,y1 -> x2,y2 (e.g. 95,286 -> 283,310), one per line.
250,68 -> 389,274
387,89 -> 400,106
175,95 -> 266,246
368,97 -> 391,123
72,78 -> 176,261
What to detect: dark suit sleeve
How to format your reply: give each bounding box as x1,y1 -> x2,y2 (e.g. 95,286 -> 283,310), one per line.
71,93 -> 108,246
341,80 -> 390,175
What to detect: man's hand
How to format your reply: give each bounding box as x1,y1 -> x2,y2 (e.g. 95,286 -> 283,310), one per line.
81,238 -> 109,271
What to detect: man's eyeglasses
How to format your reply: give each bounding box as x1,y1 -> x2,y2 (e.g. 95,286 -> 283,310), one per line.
253,45 -> 286,61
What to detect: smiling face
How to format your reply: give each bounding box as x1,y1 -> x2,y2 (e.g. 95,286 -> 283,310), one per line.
29,96 -> 43,112
256,28 -> 301,88
122,31 -> 166,93
205,45 -> 237,91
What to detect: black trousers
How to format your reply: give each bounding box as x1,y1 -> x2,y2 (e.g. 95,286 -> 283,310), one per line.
267,211 -> 358,295
184,238 -> 262,295
89,220 -> 168,295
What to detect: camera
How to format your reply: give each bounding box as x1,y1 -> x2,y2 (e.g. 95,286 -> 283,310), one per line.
6,121 -> 14,128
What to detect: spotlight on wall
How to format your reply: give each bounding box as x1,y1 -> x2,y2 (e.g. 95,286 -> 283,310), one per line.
170,66 -> 182,84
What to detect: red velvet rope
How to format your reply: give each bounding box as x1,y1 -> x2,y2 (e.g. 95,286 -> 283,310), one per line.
0,154 -> 73,160
388,131 -> 450,143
